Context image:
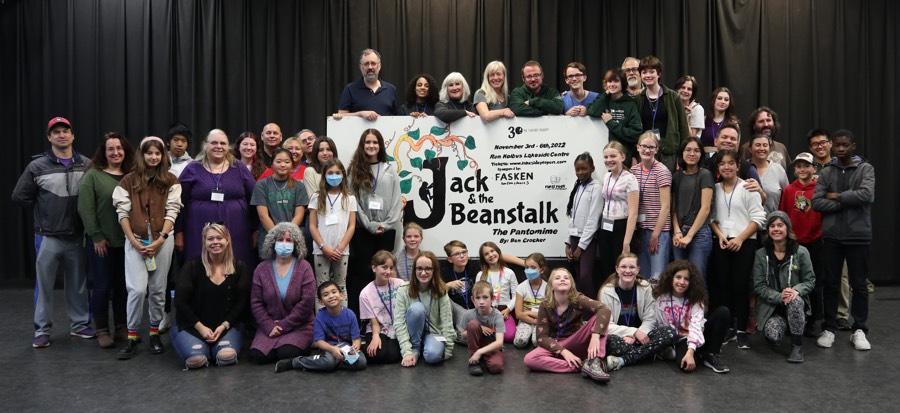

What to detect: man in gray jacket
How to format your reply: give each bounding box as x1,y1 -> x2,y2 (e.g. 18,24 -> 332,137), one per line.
811,129 -> 875,351
12,117 -> 95,348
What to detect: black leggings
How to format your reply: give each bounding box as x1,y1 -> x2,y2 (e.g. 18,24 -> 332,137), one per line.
709,238 -> 757,330
248,345 -> 306,364
674,306 -> 730,370
363,333 -> 402,364
606,326 -> 677,365
348,229 -> 396,315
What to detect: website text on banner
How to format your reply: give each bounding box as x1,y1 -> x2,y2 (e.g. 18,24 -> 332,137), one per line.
327,117 -> 608,257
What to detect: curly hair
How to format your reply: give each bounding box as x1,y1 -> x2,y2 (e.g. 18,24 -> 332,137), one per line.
260,222 -> 307,261
654,260 -> 708,309
404,74 -> 439,108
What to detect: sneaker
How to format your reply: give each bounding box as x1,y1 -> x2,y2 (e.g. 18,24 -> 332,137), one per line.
836,318 -> 853,331
274,358 -> 295,373
468,362 -> 484,376
32,334 -> 50,349
851,329 -> 871,351
787,345 -> 804,363
703,353 -> 730,373
581,357 -> 611,383
117,339 -> 138,360
606,355 -> 624,371
158,313 -> 172,334
736,331 -> 751,349
816,330 -> 835,348
723,328 -> 736,344
71,327 -> 97,339
149,334 -> 165,354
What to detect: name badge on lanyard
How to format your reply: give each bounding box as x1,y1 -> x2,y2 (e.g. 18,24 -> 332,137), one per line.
325,214 -> 339,226
568,227 -> 580,236
638,214 -> 647,223
721,219 -> 735,230
211,191 -> 224,202
602,217 -> 615,232
369,195 -> 384,210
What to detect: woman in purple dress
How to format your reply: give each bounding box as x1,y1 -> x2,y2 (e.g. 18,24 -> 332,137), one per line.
175,129 -> 257,266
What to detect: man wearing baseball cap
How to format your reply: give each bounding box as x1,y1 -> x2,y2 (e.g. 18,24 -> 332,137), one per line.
12,116 -> 95,348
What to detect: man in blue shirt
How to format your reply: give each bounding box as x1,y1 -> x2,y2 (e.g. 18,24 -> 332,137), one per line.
336,49 -> 399,120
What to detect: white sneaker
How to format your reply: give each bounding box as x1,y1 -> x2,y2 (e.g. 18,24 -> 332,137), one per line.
158,313 -> 171,334
606,355 -> 624,371
851,329 -> 871,351
816,330 -> 835,348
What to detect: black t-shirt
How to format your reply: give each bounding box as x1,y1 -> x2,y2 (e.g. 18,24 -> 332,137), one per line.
640,90 -> 669,138
615,285 -> 642,328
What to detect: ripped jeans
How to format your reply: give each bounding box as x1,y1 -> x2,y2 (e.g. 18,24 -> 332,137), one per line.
170,321 -> 242,368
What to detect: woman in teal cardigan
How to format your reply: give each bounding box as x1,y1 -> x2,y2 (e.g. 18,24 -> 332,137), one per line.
753,211 -> 816,363
77,132 -> 134,348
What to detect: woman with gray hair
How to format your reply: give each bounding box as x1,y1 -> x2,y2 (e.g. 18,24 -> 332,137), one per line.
434,72 -> 476,124
249,222 -> 317,364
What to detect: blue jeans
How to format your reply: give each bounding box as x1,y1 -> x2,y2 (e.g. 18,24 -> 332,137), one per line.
636,229 -> 671,281
170,322 -> 242,366
405,301 -> 445,364
672,224 -> 713,282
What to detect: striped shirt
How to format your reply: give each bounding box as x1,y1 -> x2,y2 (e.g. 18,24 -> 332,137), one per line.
631,161 -> 672,231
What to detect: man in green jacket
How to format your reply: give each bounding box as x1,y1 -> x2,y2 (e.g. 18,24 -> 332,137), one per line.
509,60 -> 563,117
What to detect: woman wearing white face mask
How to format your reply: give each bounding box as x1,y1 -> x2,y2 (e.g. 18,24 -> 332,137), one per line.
249,222 -> 317,364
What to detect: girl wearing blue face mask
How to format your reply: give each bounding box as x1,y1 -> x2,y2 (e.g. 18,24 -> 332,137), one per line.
309,159 -> 357,308
513,253 -> 549,348
251,149 -> 309,259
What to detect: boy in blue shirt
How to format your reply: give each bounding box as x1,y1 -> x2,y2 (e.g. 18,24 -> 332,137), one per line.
275,281 -> 367,372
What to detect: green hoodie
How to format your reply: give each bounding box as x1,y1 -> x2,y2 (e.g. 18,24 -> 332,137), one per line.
588,93 -> 643,163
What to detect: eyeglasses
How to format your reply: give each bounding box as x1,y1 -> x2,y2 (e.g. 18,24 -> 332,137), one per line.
809,140 -> 830,148
524,73 -> 543,80
639,144 -> 658,151
415,267 -> 434,273
623,67 -> 639,73
564,73 -> 584,80
449,250 -> 468,258
683,148 -> 702,154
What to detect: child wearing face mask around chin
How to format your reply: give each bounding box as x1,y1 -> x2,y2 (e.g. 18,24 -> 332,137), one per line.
309,159 -> 357,309
512,253 -> 549,349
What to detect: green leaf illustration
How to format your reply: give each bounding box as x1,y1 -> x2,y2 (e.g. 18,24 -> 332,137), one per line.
457,160 -> 468,170
424,149 -> 436,161
410,157 -> 423,170
408,129 -> 420,140
465,136 -> 476,149
400,178 -> 412,194
398,170 -> 411,178
430,126 -> 447,136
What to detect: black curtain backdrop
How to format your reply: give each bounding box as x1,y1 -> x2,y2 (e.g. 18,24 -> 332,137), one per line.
1,0 -> 897,285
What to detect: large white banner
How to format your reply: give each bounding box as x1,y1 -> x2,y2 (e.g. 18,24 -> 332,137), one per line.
327,116 -> 608,257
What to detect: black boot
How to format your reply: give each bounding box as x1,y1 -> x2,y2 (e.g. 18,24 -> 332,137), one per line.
117,339 -> 138,360
787,345 -> 804,363
149,334 -> 165,355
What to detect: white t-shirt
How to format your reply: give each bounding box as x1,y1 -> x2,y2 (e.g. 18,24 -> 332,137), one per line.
476,268 -> 519,309
601,171 -> 639,219
515,279 -> 548,312
308,192 -> 358,255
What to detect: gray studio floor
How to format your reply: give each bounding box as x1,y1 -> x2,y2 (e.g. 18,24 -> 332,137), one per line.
3,287 -> 899,412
